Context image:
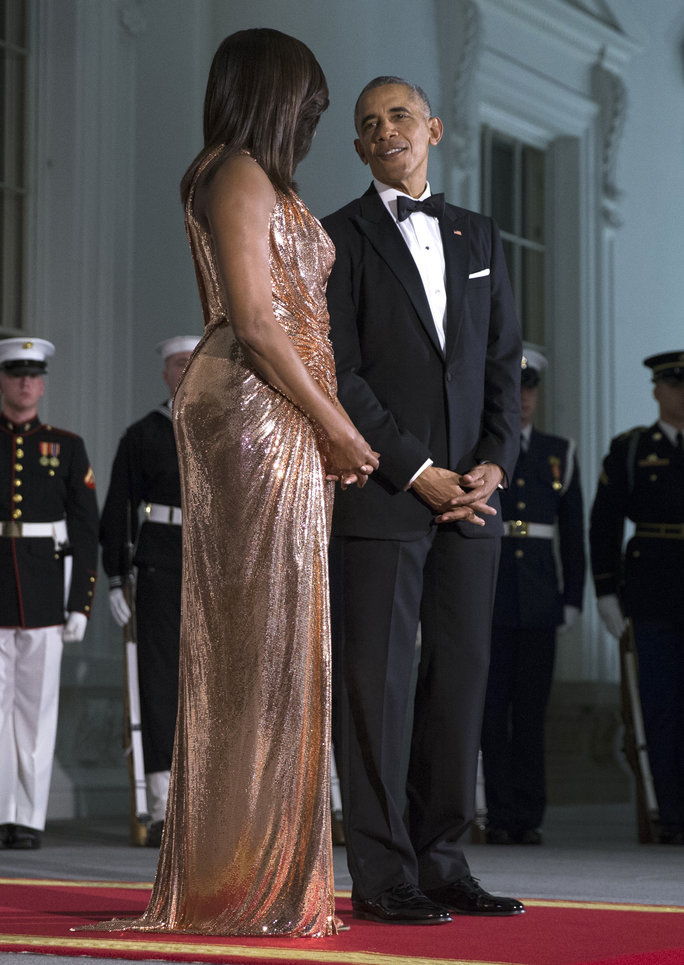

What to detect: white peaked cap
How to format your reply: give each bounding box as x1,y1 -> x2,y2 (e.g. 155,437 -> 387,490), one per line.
521,345 -> 548,374
155,335 -> 201,360
0,337 -> 56,368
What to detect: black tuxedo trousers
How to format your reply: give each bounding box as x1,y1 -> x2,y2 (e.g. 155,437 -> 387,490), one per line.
331,528 -> 500,898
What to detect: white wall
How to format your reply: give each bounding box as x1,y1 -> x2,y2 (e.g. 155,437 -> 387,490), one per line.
128,0 -> 209,419
611,1 -> 684,433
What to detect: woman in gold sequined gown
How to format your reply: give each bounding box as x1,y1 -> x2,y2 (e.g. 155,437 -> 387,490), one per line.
89,30 -> 378,939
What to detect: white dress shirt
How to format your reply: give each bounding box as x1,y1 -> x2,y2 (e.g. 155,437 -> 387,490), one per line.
374,179 -> 447,486
374,179 -> 447,351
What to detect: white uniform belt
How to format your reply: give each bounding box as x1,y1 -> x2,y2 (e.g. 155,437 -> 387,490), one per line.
0,519 -> 68,541
504,520 -> 555,539
144,502 -> 182,526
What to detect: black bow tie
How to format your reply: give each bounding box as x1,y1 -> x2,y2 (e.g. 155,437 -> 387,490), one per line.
396,193 -> 445,222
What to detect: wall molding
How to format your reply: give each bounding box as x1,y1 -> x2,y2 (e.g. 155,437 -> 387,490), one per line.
486,0 -> 641,71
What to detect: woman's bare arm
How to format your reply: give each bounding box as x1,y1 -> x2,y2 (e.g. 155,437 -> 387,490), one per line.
196,153 -> 378,482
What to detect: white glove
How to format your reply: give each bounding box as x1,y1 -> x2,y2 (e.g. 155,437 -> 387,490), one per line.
558,605 -> 579,632
109,588 -> 131,627
62,611 -> 88,643
597,594 -> 628,639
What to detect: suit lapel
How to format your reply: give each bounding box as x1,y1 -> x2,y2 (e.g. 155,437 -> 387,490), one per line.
353,186 -> 444,357
440,205 -> 469,362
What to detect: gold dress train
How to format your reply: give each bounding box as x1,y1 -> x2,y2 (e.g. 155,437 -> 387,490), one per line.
91,147 -> 339,937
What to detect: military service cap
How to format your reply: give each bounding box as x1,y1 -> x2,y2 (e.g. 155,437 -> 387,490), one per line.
0,337 -> 55,375
521,345 -> 548,388
643,351 -> 684,384
156,335 -> 201,360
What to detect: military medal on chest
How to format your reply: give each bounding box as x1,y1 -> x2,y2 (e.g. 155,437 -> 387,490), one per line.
548,455 -> 563,491
39,441 -> 61,468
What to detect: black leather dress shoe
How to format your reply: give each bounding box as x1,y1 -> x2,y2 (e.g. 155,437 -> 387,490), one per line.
352,883 -> 452,925
0,824 -> 15,848
515,829 -> 543,845
486,827 -> 514,845
425,876 -> 524,916
8,825 -> 41,849
659,829 -> 684,845
146,820 -> 164,847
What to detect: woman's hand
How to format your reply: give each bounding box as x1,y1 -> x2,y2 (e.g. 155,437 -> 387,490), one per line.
325,426 -> 379,489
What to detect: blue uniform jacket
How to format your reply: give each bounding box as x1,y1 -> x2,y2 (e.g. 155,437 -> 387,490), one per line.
492,428 -> 585,629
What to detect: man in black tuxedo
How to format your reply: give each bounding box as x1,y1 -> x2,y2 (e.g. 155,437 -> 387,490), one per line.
323,77 -> 523,925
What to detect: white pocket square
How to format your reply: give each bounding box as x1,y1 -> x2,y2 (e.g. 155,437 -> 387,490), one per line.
468,268 -> 490,279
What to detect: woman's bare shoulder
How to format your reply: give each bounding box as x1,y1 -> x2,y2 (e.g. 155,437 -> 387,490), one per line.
195,151 -> 276,228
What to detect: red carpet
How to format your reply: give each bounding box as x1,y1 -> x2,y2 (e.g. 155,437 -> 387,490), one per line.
1,877 -> 683,965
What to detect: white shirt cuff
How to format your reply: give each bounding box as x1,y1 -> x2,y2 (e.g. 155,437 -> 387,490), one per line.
406,458 -> 433,489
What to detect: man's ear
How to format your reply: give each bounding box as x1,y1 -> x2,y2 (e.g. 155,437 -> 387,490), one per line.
354,138 -> 369,165
428,116 -> 444,146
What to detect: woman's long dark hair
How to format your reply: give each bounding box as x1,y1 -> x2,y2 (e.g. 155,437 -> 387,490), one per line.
180,28 -> 328,203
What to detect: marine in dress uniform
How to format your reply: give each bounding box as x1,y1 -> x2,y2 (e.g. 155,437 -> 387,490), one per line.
590,351 -> 684,844
0,338 -> 98,849
481,348 -> 586,844
99,335 -> 198,846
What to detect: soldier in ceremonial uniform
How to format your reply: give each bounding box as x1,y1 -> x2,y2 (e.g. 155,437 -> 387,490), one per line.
0,338 -> 98,849
100,335 -> 198,846
590,351 -> 684,844
481,347 -> 585,844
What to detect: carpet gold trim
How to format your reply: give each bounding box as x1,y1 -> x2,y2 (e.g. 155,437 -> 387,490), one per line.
0,935 -> 518,965
3,880 -> 683,915
521,898 -> 684,914
1,879 -> 351,896
0,876 -> 152,890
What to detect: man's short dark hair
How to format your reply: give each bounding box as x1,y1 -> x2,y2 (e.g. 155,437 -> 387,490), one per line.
354,76 -> 432,127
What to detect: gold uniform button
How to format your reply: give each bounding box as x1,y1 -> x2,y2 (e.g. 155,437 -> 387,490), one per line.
89,576 -> 96,583
15,463 -> 22,472
54,553 -> 60,560
84,605 -> 91,613
632,550 -> 640,558
516,478 -> 525,487
12,494 -> 22,503
15,436 -> 23,445
14,478 -> 21,487
515,549 -> 524,559
49,469 -> 55,476
517,501 -> 526,510
87,590 -> 93,597
12,509 -> 22,519
649,474 -> 658,482
15,448 -> 24,458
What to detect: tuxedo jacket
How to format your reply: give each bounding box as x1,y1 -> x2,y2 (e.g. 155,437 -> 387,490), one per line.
322,184 -> 521,541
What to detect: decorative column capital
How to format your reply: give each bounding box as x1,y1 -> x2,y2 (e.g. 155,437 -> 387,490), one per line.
591,55 -> 627,228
